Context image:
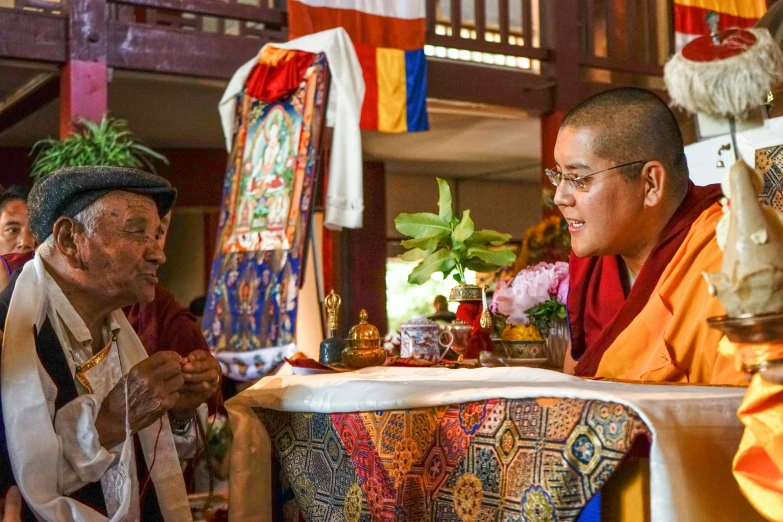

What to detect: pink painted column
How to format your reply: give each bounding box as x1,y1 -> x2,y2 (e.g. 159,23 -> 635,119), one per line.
59,0 -> 108,137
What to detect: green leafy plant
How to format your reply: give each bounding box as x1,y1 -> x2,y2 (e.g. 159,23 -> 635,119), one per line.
30,116 -> 168,179
394,178 -> 516,285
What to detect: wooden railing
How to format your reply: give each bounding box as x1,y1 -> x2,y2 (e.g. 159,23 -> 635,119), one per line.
580,0 -> 672,76
109,0 -> 287,39
0,0 -> 673,110
424,0 -> 670,78
3,0 -> 672,80
425,0 -> 550,69
10,0 -> 62,15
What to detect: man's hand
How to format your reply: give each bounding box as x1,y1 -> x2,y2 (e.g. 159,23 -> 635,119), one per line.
171,350 -> 221,415
1,486 -> 21,522
96,351 -> 184,448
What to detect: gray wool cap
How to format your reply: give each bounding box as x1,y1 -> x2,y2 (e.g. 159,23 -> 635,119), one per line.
28,166 -> 177,242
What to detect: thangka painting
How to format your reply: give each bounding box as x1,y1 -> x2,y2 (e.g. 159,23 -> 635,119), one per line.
204,49 -> 329,381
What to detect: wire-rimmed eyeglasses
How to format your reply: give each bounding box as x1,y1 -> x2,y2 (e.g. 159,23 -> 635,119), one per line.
545,160 -> 649,191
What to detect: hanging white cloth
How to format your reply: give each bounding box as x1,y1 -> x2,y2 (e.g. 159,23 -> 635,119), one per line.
219,27 -> 365,230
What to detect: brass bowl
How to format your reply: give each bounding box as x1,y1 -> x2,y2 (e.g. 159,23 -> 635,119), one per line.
449,284 -> 482,302
342,343 -> 387,369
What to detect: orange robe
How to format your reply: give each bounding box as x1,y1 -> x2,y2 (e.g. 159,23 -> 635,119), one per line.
734,374 -> 783,521
594,203 -> 745,385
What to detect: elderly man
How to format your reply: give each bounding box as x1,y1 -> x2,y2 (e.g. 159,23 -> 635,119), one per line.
556,87 -> 742,384
0,167 -> 220,520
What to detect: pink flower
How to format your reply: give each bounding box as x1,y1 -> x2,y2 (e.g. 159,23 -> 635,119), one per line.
549,262 -> 569,294
557,277 -> 569,303
492,262 -> 570,325
492,279 -> 516,317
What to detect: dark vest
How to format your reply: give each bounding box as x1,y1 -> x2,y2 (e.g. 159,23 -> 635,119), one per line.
0,271 -> 164,521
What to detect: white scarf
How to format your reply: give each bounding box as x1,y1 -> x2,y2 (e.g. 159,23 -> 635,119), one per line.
1,255 -> 192,521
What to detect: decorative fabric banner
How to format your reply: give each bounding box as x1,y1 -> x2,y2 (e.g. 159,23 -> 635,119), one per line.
203,50 -> 329,381
257,398 -> 652,521
288,0 -> 429,133
674,0 -> 767,50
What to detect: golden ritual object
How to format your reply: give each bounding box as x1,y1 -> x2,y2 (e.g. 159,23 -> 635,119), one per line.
324,289 -> 341,331
342,309 -> 387,369
319,290 -> 346,364
479,285 -> 493,330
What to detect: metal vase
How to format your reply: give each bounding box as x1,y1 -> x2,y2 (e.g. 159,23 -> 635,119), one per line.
546,317 -> 570,369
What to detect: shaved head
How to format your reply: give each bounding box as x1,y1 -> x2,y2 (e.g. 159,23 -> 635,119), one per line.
561,87 -> 688,192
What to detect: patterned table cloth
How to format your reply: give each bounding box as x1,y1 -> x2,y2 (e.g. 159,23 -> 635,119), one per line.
226,367 -> 760,522
256,397 -> 651,521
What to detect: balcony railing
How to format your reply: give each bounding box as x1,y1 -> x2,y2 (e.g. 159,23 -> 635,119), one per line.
1,0 -> 671,78
581,0 -> 672,76
425,0 -> 548,72
426,0 -> 670,78
0,0 -> 672,108
109,0 -> 287,39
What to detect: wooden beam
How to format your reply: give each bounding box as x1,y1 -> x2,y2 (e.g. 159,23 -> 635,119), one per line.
110,0 -> 286,26
475,0 -> 486,43
427,34 -> 551,60
427,58 -> 555,114
450,0 -> 461,39
0,11 -> 67,63
499,0 -> 509,44
0,74 -> 59,135
546,0 -> 581,111
108,22 -> 286,79
341,162 -> 387,337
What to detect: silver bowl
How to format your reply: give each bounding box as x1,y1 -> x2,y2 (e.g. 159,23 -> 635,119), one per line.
491,339 -> 546,359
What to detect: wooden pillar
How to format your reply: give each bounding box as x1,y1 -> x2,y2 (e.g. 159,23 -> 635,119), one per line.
541,110 -> 564,218
545,0 -> 581,112
60,0 -> 108,137
333,162 -> 387,337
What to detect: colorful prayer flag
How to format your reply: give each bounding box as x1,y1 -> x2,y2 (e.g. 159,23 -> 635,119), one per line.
288,0 -> 429,132
674,0 -> 767,50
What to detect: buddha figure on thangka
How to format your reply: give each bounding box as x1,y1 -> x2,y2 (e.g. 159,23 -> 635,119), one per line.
204,50 -> 328,381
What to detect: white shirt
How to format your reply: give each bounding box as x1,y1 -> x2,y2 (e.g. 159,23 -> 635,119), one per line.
38,271 -> 197,520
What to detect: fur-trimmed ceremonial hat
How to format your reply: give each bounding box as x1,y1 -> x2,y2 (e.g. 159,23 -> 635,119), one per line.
664,13 -> 783,119
28,166 -> 177,242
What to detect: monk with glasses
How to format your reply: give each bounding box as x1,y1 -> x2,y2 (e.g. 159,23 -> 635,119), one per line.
554,87 -> 743,385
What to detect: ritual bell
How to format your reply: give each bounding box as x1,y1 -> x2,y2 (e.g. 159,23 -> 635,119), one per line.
319,290 -> 346,365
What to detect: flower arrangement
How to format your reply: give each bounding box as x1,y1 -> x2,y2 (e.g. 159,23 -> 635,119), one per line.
492,261 -> 569,338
